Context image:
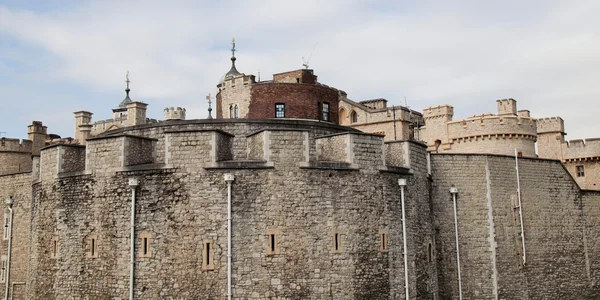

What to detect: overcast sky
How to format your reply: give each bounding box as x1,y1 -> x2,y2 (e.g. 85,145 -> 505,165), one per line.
1,0 -> 599,140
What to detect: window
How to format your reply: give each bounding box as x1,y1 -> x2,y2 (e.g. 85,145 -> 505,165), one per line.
234,105 -> 239,118
427,242 -> 433,262
275,103 -> 285,118
229,105 -> 234,119
51,235 -> 59,259
0,256 -> 6,283
139,232 -> 152,258
351,111 -> 358,123
3,213 -> 8,240
322,102 -> 330,122
577,165 -> 585,177
267,228 -> 281,255
380,229 -> 389,252
331,231 -> 343,253
202,240 -> 215,270
87,235 -> 98,258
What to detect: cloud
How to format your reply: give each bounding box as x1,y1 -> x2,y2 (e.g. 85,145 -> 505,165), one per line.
0,0 -> 599,140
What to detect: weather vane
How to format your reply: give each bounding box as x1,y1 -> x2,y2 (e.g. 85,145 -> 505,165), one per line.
231,37 -> 236,57
125,71 -> 131,89
206,93 -> 213,119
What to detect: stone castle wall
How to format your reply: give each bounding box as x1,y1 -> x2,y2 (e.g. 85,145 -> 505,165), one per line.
28,119 -> 438,299
0,172 -> 32,299
0,138 -> 33,175
431,154 -> 598,299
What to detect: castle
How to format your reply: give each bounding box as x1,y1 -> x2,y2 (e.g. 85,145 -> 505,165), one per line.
0,41 -> 599,299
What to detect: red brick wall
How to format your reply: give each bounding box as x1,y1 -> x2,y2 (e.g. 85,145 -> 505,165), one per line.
273,70 -> 317,84
248,83 -> 339,124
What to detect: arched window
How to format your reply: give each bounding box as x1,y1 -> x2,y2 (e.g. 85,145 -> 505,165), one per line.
234,105 -> 239,118
351,111 -> 358,123
434,140 -> 442,153
229,105 -> 234,119
339,108 -> 347,125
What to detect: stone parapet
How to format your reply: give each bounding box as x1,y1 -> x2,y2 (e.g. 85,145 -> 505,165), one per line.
536,117 -> 565,134
562,138 -> 600,160
423,105 -> 453,119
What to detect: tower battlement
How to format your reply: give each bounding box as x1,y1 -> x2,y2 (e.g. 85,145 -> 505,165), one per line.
496,98 -> 518,116
164,107 -> 186,121
423,105 -> 454,119
536,117 -> 565,134
0,138 -> 33,153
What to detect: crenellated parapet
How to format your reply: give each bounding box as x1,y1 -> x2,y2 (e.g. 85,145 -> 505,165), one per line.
36,119 -> 428,183
164,107 -> 186,121
447,115 -> 537,140
0,138 -> 33,175
0,138 -> 33,153
423,105 -> 453,120
562,138 -> 600,161
419,99 -> 538,157
536,117 -> 565,134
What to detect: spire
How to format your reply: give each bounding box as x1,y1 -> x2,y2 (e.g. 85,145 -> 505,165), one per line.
206,93 -> 213,119
119,71 -> 133,108
225,38 -> 241,78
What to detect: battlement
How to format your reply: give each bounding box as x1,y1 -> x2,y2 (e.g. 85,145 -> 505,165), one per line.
0,138 -> 33,153
562,138 -> 600,160
536,117 -> 565,134
447,115 -> 537,140
496,98 -> 518,116
164,107 -> 186,121
423,105 -> 454,119
36,121 -> 427,180
27,121 -> 47,135
220,74 -> 256,88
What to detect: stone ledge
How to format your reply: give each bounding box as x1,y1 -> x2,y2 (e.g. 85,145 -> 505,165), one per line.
246,128 -> 309,138
204,160 -> 275,169
299,161 -> 359,170
56,170 -> 92,179
164,129 -> 235,137
379,166 -> 413,175
115,163 -> 174,172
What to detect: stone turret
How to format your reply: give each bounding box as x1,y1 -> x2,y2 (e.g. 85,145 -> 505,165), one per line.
497,98 -> 517,116
27,121 -> 47,156
164,107 -> 186,121
74,111 -> 93,144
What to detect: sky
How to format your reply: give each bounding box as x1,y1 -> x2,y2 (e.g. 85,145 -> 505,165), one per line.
1,0 -> 599,140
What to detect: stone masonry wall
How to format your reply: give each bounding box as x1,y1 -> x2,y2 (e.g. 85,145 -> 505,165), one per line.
217,76 -> 253,119
316,134 -> 349,162
565,160 -> 600,190
124,136 -> 156,166
0,172 -> 32,300
59,145 -> 86,173
0,138 -> 33,175
431,154 -> 596,299
28,120 -> 438,299
582,190 -> 600,299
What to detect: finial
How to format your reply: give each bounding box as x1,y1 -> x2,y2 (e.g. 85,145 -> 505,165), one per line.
206,93 -> 213,119
125,70 -> 131,90
231,37 -> 236,58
